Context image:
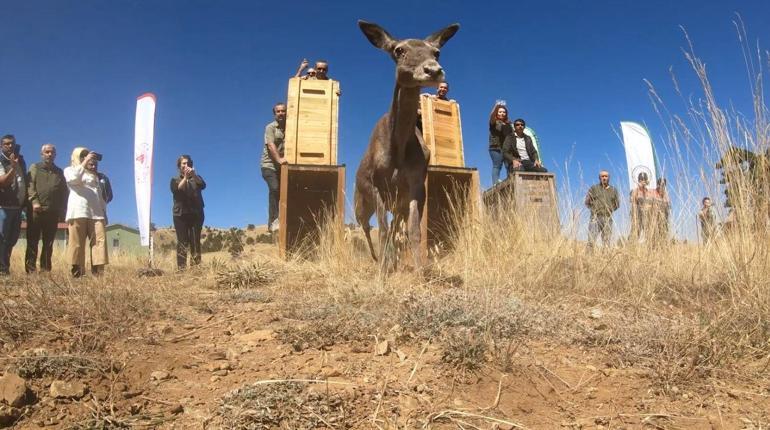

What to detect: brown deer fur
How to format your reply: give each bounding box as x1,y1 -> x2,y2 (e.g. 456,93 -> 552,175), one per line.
354,20 -> 459,269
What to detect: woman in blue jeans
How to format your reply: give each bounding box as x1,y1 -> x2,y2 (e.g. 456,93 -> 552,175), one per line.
488,103 -> 512,183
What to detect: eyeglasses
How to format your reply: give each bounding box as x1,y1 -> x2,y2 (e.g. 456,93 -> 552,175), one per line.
316,67 -> 327,71
513,123 -> 524,127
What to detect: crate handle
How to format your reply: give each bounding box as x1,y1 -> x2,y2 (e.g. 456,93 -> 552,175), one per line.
302,89 -> 326,95
299,152 -> 325,158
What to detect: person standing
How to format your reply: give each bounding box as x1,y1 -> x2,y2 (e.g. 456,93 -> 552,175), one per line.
488,103 -> 511,184
261,103 -> 288,233
629,172 -> 655,243
653,177 -> 671,244
25,143 -> 68,273
698,197 -> 716,243
64,148 -> 108,277
0,135 -> 27,275
170,155 -> 206,269
584,170 -> 620,248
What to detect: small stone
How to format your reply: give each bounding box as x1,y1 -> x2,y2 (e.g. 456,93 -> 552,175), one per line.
238,329 -> 274,343
150,371 -> 170,381
589,308 -> 603,319
374,340 -> 390,356
0,405 -> 21,426
395,350 -> 407,362
50,380 -> 87,399
212,370 -> 228,377
210,376 -> 221,383
0,373 -> 31,407
123,389 -> 143,399
207,351 -> 226,361
218,362 -> 231,371
169,404 -> 184,414
586,365 -> 597,372
321,367 -> 341,378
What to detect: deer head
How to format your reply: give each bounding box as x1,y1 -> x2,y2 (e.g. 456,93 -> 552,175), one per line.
358,20 -> 459,89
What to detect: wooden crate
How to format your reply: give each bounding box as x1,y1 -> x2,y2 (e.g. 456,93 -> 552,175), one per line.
483,171 -> 559,233
278,164 -> 345,258
420,165 -> 480,257
420,95 -> 465,167
284,77 -> 340,165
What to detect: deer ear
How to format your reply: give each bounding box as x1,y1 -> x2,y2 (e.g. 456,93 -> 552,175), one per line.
425,23 -> 459,48
358,20 -> 397,52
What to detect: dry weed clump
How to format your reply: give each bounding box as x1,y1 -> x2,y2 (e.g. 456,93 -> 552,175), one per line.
219,381 -> 353,429
13,350 -> 109,380
214,260 -> 282,289
0,275 -> 156,353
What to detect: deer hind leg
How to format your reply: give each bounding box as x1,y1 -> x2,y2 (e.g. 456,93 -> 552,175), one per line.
375,191 -> 398,273
407,179 -> 426,270
355,183 -> 378,261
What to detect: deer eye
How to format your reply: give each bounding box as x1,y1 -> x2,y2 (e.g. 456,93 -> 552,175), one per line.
434,50 -> 440,60
394,47 -> 405,58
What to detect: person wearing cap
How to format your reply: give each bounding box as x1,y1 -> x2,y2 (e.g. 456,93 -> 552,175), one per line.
64,147 -> 109,277
629,171 -> 655,243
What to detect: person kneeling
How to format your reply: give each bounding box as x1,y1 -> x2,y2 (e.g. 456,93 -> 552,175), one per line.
503,118 -> 547,173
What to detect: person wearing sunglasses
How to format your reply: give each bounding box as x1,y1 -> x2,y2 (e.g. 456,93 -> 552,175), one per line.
502,118 -> 547,173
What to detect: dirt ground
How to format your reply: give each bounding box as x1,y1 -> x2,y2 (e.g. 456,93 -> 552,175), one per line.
1,240 -> 769,429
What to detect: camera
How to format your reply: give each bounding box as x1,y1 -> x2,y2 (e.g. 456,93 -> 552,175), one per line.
91,152 -> 103,161
12,144 -> 20,157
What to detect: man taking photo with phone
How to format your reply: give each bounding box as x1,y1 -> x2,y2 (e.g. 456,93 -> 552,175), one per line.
0,135 -> 27,275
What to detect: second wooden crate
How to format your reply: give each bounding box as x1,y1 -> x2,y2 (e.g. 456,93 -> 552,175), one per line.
420,95 -> 465,167
284,77 -> 340,165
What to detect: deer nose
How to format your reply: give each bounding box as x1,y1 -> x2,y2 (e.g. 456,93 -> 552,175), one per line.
423,63 -> 443,78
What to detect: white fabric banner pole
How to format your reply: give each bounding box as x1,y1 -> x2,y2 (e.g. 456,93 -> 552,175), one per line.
620,121 -> 657,191
134,93 -> 157,263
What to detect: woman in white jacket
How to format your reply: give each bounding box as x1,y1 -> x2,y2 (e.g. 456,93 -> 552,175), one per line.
64,147 -> 108,277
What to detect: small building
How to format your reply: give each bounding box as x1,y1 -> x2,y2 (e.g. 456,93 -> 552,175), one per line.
19,221 -> 68,248
105,223 -> 144,256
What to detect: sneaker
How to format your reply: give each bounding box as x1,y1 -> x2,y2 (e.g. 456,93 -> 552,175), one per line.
270,219 -> 280,232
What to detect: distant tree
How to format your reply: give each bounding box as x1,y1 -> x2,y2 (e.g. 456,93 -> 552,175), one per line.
716,146 -> 770,230
246,224 -> 256,231
227,229 -> 244,257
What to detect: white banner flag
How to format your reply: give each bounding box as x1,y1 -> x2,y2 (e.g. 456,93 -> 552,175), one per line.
620,121 -> 657,190
134,93 -> 156,247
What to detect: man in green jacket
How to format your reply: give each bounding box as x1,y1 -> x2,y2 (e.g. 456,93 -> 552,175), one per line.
584,170 -> 620,248
25,143 -> 68,273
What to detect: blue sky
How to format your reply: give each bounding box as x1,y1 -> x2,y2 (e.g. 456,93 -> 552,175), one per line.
1,0 -> 768,238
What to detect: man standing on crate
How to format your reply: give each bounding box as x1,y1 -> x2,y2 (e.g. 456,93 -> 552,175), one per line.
584,170 -> 620,249
261,103 -> 288,233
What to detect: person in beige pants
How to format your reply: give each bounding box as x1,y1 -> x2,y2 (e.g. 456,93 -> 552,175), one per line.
63,147 -> 108,277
